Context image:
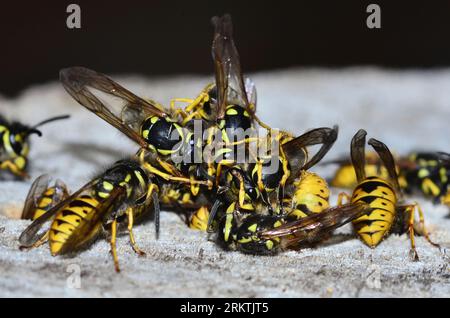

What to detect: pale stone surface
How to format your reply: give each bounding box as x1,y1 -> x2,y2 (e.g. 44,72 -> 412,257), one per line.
0,68 -> 449,297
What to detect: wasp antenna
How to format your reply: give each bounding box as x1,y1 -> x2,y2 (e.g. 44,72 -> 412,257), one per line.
26,128 -> 43,137
32,115 -> 71,129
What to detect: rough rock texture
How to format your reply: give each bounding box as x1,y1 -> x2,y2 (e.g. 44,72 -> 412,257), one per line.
0,68 -> 449,297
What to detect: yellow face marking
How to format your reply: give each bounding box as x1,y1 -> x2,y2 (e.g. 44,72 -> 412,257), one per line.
2,131 -> 13,154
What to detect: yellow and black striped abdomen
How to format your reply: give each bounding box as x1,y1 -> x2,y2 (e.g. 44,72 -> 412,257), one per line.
351,177 -> 397,247
49,195 -> 100,255
288,171 -> 330,219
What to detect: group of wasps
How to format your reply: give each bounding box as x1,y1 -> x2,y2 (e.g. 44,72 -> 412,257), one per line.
1,15 -> 448,272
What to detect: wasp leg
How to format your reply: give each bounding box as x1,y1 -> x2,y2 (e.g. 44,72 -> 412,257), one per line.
126,208 -> 146,256
253,160 -> 272,208
110,219 -> 120,273
214,160 -> 235,186
0,160 -> 29,179
141,160 -> 210,187
411,202 -> 441,249
337,192 -> 351,206
402,204 -> 420,261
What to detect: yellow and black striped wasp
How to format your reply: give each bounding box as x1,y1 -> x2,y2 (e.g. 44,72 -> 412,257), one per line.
329,149 -> 450,208
337,130 -> 440,260
59,66 -> 214,202
212,198 -> 372,255
19,158 -> 160,272
206,126 -> 339,232
21,174 -> 69,221
399,151 -> 450,206
0,114 -> 69,179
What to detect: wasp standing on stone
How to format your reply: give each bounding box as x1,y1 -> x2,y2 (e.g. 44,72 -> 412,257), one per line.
19,158 -> 160,272
0,114 -> 69,179
337,130 -> 441,260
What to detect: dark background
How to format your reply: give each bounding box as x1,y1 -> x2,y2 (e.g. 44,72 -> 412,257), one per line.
1,0 -> 450,97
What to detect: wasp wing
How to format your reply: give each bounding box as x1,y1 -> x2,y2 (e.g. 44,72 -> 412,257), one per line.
350,129 -> 367,184
368,138 -> 402,194
282,126 -> 338,179
60,66 -> 167,149
211,14 -> 251,121
261,202 -> 372,248
21,174 -> 51,220
19,179 -> 97,247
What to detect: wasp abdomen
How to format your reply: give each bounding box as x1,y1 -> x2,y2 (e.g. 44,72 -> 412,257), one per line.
351,177 -> 397,247
49,196 -> 100,255
289,172 -> 330,219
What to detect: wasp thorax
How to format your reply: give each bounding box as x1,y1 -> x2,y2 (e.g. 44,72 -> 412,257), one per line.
223,105 -> 252,134
141,116 -> 184,155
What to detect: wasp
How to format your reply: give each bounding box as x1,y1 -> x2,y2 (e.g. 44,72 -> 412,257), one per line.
337,130 -> 440,260
399,151 -> 450,205
0,114 -> 69,179
329,150 -> 450,207
19,158 -> 160,272
436,152 -> 450,205
21,174 -> 69,221
59,66 -> 212,198
206,126 -> 339,234
212,200 -> 372,255
329,151 -> 398,189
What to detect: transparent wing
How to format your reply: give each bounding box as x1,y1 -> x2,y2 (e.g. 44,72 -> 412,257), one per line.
368,138 -> 401,193
60,186 -> 127,252
19,179 -> 97,247
282,126 -> 338,178
60,66 -> 168,148
350,129 -> 367,183
261,202 -> 372,247
21,174 -> 51,220
211,14 -> 251,120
